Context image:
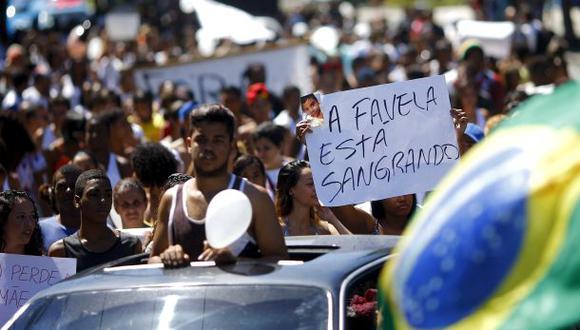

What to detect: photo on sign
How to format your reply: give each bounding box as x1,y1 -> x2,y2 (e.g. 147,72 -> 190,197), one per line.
300,93 -> 324,127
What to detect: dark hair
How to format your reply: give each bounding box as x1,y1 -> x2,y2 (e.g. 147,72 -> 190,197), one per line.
282,85 -> 301,99
0,190 -> 43,255
20,101 -> 43,122
49,95 -> 71,110
74,169 -> 110,197
114,178 -> 147,202
189,104 -> 236,141
233,154 -> 266,177
11,71 -> 29,89
253,122 -> 286,148
131,143 -> 178,187
220,86 -> 242,99
89,112 -> 112,136
133,90 -> 153,104
300,93 -> 318,107
162,173 -> 192,193
275,160 -> 310,218
243,63 -> 266,84
98,108 -> 126,129
43,164 -> 83,214
73,150 -> 99,169
61,111 -> 86,144
371,194 -> 417,222
55,164 -> 84,185
0,112 -> 35,171
92,88 -> 121,108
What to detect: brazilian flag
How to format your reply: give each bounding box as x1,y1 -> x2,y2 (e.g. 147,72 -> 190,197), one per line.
379,81 -> 580,329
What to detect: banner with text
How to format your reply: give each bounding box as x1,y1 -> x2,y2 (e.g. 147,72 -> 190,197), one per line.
305,75 -> 459,206
134,44 -> 312,103
0,254 -> 76,325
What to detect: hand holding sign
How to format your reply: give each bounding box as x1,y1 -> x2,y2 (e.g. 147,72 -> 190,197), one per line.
296,119 -> 313,144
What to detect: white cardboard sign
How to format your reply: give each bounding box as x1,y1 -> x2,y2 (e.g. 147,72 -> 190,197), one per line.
0,254 -> 76,325
305,75 -> 459,206
134,44 -> 312,103
105,12 -> 141,41
456,20 -> 515,59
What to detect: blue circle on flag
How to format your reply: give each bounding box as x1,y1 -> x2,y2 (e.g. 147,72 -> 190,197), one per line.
398,148 -> 529,327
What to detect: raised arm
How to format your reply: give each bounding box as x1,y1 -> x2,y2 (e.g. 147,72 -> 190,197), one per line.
316,205 -> 352,235
450,108 -> 468,156
330,204 -> 378,234
296,119 -> 377,234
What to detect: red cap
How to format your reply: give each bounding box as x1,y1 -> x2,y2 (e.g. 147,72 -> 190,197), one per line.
246,83 -> 269,106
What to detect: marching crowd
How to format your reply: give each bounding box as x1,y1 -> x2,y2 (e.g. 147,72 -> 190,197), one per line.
0,0 -> 571,272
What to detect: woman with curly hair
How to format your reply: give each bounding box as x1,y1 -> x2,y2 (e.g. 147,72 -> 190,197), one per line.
276,160 -> 350,236
0,190 -> 44,255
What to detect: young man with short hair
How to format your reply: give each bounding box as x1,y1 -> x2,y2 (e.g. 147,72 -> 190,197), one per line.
49,169 -> 141,271
149,104 -> 287,266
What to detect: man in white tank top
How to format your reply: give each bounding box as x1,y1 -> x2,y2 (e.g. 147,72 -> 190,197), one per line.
149,104 -> 287,266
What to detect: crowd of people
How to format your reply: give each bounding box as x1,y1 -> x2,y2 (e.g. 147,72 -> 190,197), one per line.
0,0 -> 572,272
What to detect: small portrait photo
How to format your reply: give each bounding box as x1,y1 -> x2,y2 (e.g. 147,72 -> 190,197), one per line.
300,93 -> 324,122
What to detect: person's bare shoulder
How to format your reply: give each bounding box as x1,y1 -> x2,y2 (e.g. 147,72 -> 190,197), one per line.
242,179 -> 271,201
159,184 -> 178,216
48,239 -> 66,257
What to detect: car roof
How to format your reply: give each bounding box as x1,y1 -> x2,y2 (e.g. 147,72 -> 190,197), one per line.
36,235 -> 399,298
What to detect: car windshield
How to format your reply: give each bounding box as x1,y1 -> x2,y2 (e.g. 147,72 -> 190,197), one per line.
8,285 -> 328,330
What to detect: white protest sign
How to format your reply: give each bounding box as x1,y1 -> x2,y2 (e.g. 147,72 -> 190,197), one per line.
133,44 -> 312,103
105,12 -> 140,41
305,75 -> 459,207
0,254 -> 76,325
456,20 -> 515,59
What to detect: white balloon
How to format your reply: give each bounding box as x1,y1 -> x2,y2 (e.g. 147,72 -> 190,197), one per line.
205,189 -> 252,249
310,26 -> 340,56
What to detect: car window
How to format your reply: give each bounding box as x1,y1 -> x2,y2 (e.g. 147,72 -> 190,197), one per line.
344,264 -> 383,329
8,285 -> 328,330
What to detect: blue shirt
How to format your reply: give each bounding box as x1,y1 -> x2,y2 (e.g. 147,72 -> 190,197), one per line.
39,216 -> 77,252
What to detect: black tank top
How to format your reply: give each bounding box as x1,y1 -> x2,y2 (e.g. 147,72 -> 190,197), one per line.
169,175 -> 261,259
63,231 -> 140,272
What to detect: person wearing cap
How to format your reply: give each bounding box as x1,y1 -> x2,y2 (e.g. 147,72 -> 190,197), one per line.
246,83 -> 275,125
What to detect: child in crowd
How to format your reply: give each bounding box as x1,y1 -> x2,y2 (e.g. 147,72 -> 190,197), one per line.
252,122 -> 294,187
